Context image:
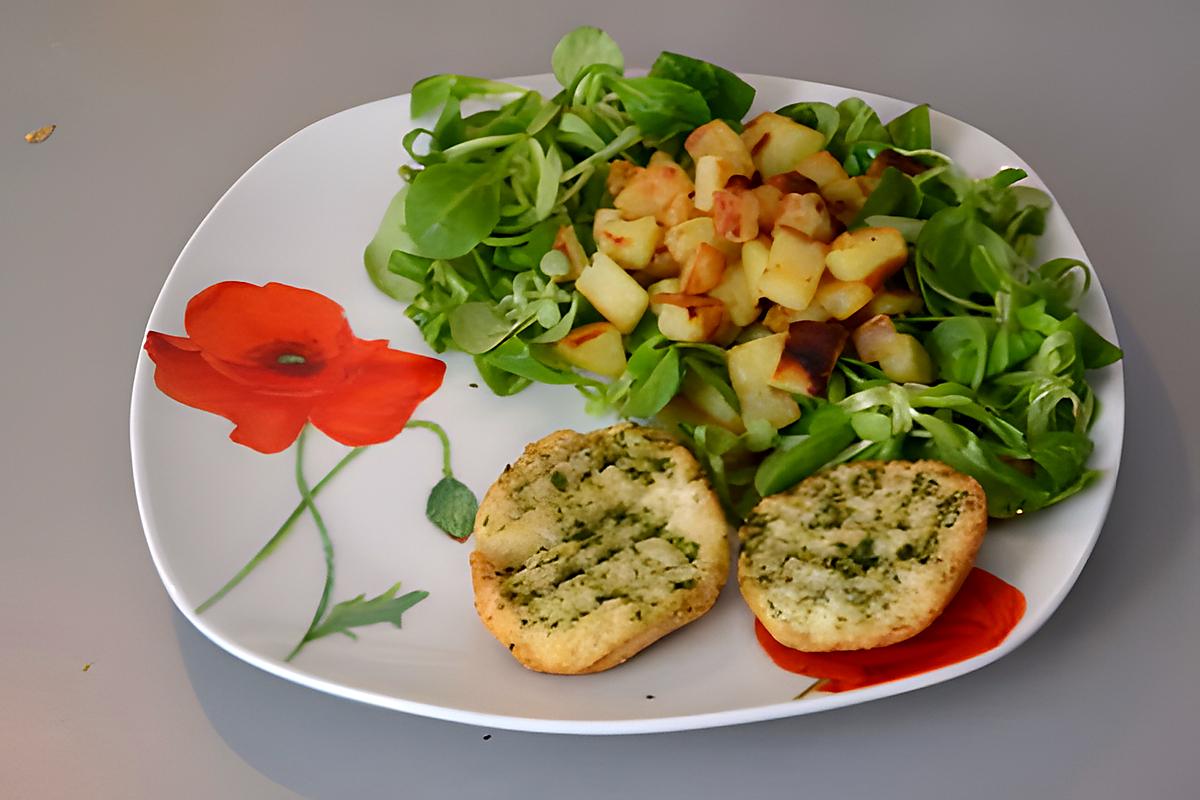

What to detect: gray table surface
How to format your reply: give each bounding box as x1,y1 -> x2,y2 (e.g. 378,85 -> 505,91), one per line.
5,1 -> 1199,798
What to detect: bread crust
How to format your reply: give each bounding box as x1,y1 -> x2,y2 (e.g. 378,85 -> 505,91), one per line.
470,423 -> 729,674
738,460 -> 986,651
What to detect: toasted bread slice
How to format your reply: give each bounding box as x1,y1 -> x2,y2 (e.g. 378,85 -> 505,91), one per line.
471,423 -> 729,674
738,460 -> 986,651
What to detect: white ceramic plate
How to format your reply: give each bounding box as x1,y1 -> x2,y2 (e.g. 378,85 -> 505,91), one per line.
130,73 -> 1124,734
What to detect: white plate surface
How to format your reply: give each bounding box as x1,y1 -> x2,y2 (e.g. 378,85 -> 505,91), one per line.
131,73 -> 1124,734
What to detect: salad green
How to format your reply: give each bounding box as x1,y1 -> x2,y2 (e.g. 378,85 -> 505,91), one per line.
365,26 -> 1120,521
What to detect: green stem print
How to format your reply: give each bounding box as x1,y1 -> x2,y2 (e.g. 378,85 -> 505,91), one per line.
190,419 -> 476,661
287,426 -> 338,661
195,445 -> 366,614
406,419 -> 453,477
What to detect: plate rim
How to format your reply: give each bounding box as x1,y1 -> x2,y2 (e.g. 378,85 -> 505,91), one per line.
129,71 -> 1126,735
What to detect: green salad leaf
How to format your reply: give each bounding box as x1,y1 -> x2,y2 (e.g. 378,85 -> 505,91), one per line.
411,75 -> 525,119
853,167 -> 922,227
886,104 -> 932,150
755,405 -> 856,496
552,26 -> 623,88
405,161 -> 504,258
648,51 -> 755,121
364,187 -> 423,300
609,76 -> 712,140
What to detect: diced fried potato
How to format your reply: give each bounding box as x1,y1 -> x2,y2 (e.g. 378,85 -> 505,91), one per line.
665,217 -> 715,265
725,174 -> 755,193
551,225 -> 588,282
851,312 -> 934,383
752,184 -> 784,229
814,275 -> 874,320
763,300 -> 833,333
680,242 -> 726,294
606,160 -> 641,198
594,214 -> 662,270
879,334 -> 935,383
664,217 -> 737,264
865,288 -> 923,317
634,247 -> 681,284
821,176 -> 873,225
794,151 -> 850,188
708,261 -> 761,326
648,150 -> 677,167
711,317 -> 743,347
592,208 -> 621,253
774,192 -> 835,243
662,193 -> 694,228
615,163 -> 695,225
686,120 -> 755,176
740,113 -> 826,178
770,353 -> 821,397
647,278 -> 682,314
727,333 -> 801,428
769,321 -> 849,396
759,228 -> 828,311
851,314 -> 899,362
825,227 -> 908,288
740,237 -> 772,298
713,189 -> 760,243
765,171 -> 820,196
554,322 -> 627,378
694,155 -> 738,212
653,294 -> 725,342
594,208 -> 622,227
762,304 -> 790,333
576,253 -> 650,334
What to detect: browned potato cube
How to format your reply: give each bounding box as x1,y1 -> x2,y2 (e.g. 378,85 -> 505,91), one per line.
825,227 -> 908,288
652,293 -> 726,342
552,225 -> 588,282
769,321 -> 849,396
814,274 -> 874,320
680,242 -> 726,294
794,151 -> 850,188
713,189 -> 760,243
774,193 -> 835,243
615,162 -> 695,225
686,120 -> 755,176
741,113 -> 826,178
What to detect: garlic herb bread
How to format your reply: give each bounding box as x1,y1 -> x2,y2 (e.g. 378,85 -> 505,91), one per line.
739,460 -> 986,651
471,423 -> 729,674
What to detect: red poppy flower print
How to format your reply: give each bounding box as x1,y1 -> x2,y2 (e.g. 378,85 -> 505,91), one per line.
144,281 -> 445,453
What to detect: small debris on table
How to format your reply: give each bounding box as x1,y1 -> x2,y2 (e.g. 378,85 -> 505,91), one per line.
25,124 -> 56,143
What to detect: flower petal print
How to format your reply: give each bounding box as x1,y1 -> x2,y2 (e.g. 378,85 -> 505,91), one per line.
144,282 -> 446,453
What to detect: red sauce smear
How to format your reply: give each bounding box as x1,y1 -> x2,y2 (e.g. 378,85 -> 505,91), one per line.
756,568 -> 1026,693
